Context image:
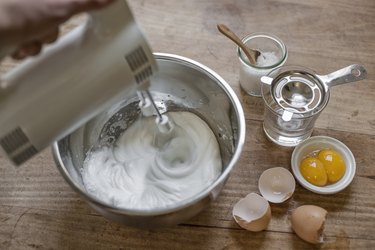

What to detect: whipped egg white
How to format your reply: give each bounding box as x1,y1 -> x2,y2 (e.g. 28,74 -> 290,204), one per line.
81,111 -> 222,210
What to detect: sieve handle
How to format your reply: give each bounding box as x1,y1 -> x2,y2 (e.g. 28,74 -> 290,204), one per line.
317,64 -> 367,89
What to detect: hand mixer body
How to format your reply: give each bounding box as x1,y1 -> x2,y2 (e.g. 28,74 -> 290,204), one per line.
0,0 -> 156,165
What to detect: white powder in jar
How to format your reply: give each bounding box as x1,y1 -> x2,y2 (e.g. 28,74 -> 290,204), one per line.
239,51 -> 281,96
256,52 -> 279,67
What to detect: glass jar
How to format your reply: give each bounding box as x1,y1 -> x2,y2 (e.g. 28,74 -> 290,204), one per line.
237,32 -> 288,97
261,66 -> 330,147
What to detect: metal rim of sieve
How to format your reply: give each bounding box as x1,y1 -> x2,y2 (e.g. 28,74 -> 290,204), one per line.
269,69 -> 327,114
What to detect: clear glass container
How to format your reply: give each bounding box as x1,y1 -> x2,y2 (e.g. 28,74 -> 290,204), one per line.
261,66 -> 330,147
262,105 -> 321,147
237,33 -> 288,97
261,63 -> 367,147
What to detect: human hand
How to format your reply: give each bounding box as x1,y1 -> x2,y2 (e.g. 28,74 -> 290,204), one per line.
0,0 -> 115,60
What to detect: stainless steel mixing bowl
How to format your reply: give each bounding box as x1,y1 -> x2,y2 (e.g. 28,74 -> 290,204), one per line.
52,53 -> 245,227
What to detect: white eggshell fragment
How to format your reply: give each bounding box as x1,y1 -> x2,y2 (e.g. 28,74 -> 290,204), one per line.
232,192 -> 271,232
291,205 -> 328,244
258,167 -> 296,203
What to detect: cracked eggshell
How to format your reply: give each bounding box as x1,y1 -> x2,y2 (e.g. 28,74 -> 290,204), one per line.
258,167 -> 295,203
291,205 -> 328,244
232,192 -> 271,232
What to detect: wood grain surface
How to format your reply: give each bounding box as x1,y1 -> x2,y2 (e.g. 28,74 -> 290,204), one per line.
1,0 -> 374,249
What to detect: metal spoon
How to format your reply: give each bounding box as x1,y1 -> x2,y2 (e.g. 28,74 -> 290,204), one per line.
217,24 -> 261,65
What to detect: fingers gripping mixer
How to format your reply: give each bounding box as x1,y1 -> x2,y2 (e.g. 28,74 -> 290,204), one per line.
0,0 -> 157,165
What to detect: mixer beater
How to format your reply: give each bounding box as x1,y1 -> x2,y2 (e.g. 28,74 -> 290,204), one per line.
137,88 -> 176,148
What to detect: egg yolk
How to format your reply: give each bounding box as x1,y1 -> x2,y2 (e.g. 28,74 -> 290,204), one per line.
299,157 -> 327,186
318,149 -> 346,183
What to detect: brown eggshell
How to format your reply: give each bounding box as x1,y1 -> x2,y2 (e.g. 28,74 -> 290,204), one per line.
233,193 -> 272,232
234,205 -> 271,232
291,205 -> 327,244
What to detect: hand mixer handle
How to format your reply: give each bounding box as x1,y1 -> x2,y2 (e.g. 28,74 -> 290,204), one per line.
0,0 -> 156,166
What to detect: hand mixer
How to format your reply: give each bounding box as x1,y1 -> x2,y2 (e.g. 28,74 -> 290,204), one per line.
0,0 -> 170,166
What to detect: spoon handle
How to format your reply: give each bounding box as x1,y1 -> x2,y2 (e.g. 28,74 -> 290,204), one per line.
217,24 -> 257,64
317,64 -> 367,88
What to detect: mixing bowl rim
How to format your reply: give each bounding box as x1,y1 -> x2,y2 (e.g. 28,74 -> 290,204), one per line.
52,52 -> 246,216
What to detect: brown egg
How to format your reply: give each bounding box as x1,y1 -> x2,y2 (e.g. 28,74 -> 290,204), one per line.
291,205 -> 327,244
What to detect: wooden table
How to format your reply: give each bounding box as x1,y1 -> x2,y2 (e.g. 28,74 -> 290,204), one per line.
1,0 -> 374,249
